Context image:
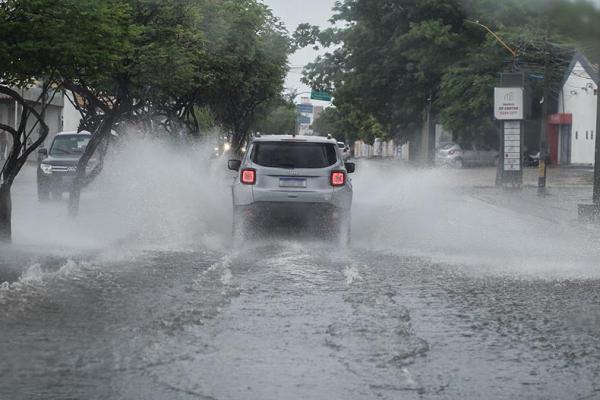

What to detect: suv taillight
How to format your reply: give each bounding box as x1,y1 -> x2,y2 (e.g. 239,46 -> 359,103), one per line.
448,150 -> 456,155
330,171 -> 346,187
241,168 -> 256,185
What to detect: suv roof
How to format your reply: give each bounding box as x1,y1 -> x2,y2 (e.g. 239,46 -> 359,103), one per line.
55,130 -> 91,136
252,135 -> 336,144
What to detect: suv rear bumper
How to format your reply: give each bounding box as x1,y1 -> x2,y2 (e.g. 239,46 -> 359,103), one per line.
235,202 -> 348,229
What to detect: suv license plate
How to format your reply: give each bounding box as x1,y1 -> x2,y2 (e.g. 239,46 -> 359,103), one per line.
279,178 -> 306,188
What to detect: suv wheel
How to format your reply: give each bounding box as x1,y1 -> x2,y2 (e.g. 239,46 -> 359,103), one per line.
37,181 -> 50,202
454,158 -> 464,169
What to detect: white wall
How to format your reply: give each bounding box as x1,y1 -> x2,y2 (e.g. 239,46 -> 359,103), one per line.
62,92 -> 82,133
354,139 -> 398,158
435,124 -> 452,149
560,61 -> 598,165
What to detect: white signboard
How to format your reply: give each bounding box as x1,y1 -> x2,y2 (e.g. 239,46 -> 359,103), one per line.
503,122 -> 521,171
495,87 -> 524,120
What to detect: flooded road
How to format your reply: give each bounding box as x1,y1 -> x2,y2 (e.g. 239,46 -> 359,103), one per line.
2,145 -> 600,399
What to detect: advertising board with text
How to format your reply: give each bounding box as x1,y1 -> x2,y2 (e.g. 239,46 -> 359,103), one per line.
494,87 -> 524,120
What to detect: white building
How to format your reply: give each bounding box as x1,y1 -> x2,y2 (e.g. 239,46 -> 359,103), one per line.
62,91 -> 82,133
0,86 -> 64,145
553,52 -> 598,165
0,87 -> 83,148
296,99 -> 314,136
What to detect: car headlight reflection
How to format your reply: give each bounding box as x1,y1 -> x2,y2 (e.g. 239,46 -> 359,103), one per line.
40,163 -> 52,174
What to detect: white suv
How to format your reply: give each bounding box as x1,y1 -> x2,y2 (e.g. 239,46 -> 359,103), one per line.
228,135 -> 355,242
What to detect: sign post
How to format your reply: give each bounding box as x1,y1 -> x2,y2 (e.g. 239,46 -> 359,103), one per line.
494,84 -> 525,187
310,91 -> 332,102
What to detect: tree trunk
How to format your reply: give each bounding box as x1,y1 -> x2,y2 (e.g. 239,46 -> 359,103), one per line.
68,113 -> 116,218
231,119 -> 251,156
0,183 -> 12,243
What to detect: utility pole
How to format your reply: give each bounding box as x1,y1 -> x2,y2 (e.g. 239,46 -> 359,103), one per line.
425,94 -> 435,165
593,79 -> 600,205
466,20 -> 520,187
538,28 -> 550,193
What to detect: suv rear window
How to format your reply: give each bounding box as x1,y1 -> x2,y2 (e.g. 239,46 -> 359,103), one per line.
251,141 -> 338,169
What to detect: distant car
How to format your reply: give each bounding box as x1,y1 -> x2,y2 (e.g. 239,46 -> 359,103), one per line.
37,131 -> 92,201
436,143 -> 499,168
337,141 -> 351,160
228,135 -> 355,243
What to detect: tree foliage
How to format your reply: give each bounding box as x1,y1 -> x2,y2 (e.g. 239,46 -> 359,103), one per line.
311,106 -> 386,145
0,0 -> 134,240
204,0 -> 291,153
0,0 -> 292,229
297,0 -> 599,144
253,95 -> 297,136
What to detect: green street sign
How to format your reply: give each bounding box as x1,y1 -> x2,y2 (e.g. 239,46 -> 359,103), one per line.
310,91 -> 332,101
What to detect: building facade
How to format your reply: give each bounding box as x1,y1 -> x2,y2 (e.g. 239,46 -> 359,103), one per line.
0,87 -> 83,153
551,52 -> 598,165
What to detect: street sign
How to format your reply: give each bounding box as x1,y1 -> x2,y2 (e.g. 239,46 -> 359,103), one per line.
310,91 -> 332,102
297,115 -> 311,124
296,104 -> 314,114
494,87 -> 524,120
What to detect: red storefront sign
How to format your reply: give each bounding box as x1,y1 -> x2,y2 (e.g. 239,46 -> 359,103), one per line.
548,113 -> 572,125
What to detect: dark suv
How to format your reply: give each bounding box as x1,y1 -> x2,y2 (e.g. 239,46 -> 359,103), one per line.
37,131 -> 91,201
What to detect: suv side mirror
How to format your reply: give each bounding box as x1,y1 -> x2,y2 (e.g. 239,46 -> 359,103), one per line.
345,162 -> 355,174
38,148 -> 48,158
228,159 -> 241,171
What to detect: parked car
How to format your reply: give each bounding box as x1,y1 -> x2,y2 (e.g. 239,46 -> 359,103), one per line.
436,143 -> 499,168
228,135 -> 355,243
37,131 -> 92,201
337,141 -> 351,160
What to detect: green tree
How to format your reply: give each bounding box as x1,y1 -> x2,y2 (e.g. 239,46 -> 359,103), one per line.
298,0 -> 471,140
253,97 -> 297,135
0,0 -> 131,241
311,106 -> 386,145
64,0 -> 210,215
297,0 -> 598,146
311,107 -> 343,139
204,0 -> 291,154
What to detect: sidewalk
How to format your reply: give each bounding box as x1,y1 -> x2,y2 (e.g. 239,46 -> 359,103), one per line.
355,157 -> 594,188
446,165 -> 594,188
471,186 -> 594,227
523,166 -> 593,187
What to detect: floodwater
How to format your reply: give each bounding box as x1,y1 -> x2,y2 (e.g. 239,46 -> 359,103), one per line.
1,139 -> 600,399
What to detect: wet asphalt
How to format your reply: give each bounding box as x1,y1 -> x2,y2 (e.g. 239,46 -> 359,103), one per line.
1,159 -> 600,400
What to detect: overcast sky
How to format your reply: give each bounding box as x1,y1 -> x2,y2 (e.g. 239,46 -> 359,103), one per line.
262,0 -> 600,100
262,0 -> 337,99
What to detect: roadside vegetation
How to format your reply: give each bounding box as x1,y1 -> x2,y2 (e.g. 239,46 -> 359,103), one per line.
0,0 -> 293,241
297,0 -> 600,145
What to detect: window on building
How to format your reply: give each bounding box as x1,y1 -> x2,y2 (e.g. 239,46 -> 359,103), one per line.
586,131 -> 589,140
576,131 -> 578,140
